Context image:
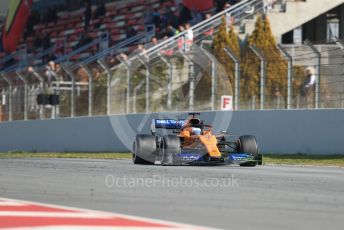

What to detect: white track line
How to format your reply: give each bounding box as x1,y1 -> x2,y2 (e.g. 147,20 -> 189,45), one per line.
0,211 -> 113,218
0,200 -> 26,206
1,227 -> 185,230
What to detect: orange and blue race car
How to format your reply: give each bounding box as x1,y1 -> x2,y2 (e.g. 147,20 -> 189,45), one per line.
132,113 -> 262,166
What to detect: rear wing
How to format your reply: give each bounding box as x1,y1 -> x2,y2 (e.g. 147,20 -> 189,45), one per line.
151,119 -> 185,133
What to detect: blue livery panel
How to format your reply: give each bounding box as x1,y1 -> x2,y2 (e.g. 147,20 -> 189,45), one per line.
228,153 -> 255,162
177,153 -> 203,161
153,119 -> 185,129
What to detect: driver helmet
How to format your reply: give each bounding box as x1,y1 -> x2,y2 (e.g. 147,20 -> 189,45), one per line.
191,127 -> 202,135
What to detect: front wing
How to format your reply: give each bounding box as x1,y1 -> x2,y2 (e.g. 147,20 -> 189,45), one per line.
157,148 -> 257,166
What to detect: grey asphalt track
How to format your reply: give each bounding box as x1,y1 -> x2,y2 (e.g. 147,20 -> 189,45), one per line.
0,158 -> 343,230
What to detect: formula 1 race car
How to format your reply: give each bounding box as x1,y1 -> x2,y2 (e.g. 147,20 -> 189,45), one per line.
132,113 -> 262,166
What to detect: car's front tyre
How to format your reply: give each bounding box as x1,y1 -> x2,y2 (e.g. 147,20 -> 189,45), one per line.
237,135 -> 261,167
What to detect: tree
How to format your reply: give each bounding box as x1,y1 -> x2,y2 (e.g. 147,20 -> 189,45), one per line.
241,15 -> 288,107
241,16 -> 264,101
212,16 -> 240,92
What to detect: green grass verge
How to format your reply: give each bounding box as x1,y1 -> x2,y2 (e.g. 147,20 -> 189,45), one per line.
0,152 -> 132,160
1,152 -> 343,167
263,154 -> 344,167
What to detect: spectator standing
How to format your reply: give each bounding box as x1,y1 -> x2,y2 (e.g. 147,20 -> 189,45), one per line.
54,63 -> 66,81
203,13 -> 214,40
179,3 -> 192,24
152,9 -> 161,28
185,23 -> 193,51
26,66 -> 36,83
45,61 -> 57,86
177,25 -> 185,34
144,6 -> 154,25
84,0 -> 92,31
94,2 -> 106,19
169,7 -> 180,28
301,66 -> 316,108
176,25 -> 185,49
272,87 -> 285,109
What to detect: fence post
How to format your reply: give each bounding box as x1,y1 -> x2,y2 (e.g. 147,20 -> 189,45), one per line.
50,68 -> 61,119
304,39 -> 321,109
31,68 -> 45,119
252,96 -> 256,110
249,45 -> 266,110
224,47 -> 240,110
157,54 -> 173,110
277,44 -> 293,109
16,72 -> 28,120
0,73 -> 13,121
97,60 -> 112,115
335,39 -> 344,109
115,57 -> 131,114
225,12 -> 231,32
178,51 -> 194,111
61,64 -> 75,118
80,64 -> 93,117
138,55 -> 150,113
133,80 -> 145,114
200,45 -> 217,111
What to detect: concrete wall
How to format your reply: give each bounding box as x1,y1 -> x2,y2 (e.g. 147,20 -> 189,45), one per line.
0,110 -> 343,154
269,0 -> 344,40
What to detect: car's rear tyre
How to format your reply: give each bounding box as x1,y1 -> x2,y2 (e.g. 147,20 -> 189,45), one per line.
257,153 -> 263,165
162,135 -> 181,165
133,135 -> 157,165
237,135 -> 260,167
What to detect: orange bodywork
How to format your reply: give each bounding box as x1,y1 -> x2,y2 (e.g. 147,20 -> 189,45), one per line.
199,134 -> 222,157
178,118 -> 221,158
